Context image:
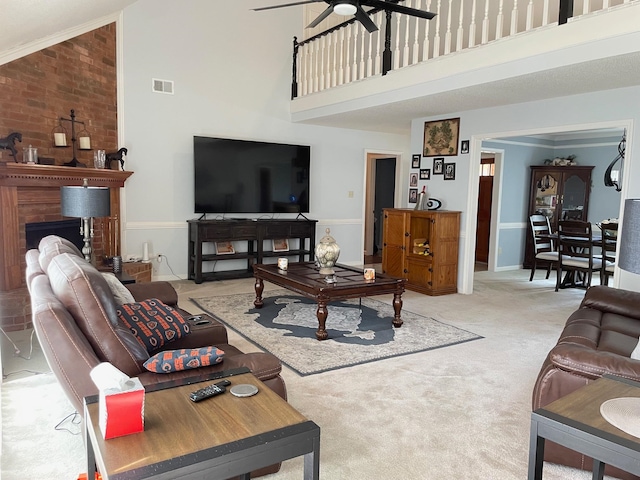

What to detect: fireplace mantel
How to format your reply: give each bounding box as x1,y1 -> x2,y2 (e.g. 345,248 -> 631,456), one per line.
0,162 -> 133,291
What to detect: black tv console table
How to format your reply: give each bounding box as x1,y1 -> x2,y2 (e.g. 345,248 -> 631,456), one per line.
187,218 -> 318,283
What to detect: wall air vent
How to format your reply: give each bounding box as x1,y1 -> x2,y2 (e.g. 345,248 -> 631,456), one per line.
152,78 -> 174,94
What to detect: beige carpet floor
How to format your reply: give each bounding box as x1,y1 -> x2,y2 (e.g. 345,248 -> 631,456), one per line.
0,269 -> 620,479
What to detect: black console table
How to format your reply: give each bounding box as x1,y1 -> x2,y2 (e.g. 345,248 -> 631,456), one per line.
187,218 -> 318,283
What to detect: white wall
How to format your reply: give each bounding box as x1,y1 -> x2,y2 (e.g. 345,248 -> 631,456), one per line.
411,87 -> 640,292
120,0 -> 410,278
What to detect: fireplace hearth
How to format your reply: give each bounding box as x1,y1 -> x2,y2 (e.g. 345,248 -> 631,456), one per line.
25,219 -> 84,252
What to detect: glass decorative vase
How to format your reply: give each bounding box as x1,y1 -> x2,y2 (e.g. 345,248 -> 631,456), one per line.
315,228 -> 340,276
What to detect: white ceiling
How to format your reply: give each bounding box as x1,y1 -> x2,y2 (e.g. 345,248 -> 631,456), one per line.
2,0 -> 635,140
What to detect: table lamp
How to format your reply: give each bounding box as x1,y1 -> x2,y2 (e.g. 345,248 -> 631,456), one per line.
600,198 -> 640,437
60,178 -> 110,262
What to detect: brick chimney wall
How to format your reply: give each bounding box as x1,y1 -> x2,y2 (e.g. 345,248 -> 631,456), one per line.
0,23 -> 118,164
0,24 -> 119,332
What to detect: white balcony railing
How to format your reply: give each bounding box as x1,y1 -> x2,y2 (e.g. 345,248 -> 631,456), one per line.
292,0 -> 635,98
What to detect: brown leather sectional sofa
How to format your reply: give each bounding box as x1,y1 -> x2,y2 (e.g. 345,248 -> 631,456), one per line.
26,235 -> 287,413
532,285 -> 640,480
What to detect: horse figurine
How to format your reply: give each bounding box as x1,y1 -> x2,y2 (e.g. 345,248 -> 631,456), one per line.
0,132 -> 22,162
105,147 -> 127,170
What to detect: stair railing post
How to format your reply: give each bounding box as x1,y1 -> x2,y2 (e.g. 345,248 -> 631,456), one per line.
558,0 -> 573,25
382,10 -> 393,76
292,36 -> 299,99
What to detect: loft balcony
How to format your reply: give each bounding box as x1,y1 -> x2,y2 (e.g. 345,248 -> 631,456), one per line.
290,0 -> 640,133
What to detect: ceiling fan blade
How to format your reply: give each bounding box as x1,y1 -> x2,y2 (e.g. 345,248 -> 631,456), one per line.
364,0 -> 437,20
307,4 -> 335,28
253,0 -> 321,12
355,5 -> 379,32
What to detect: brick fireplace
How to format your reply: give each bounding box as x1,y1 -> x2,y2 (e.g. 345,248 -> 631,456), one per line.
0,162 -> 131,331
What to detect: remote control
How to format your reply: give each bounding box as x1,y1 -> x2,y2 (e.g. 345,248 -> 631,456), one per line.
189,379 -> 231,402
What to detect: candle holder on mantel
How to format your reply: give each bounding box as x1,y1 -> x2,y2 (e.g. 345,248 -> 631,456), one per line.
53,109 -> 92,167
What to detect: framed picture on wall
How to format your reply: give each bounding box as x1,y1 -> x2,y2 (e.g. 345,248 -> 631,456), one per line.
409,188 -> 418,203
433,157 -> 444,175
412,154 -> 421,168
423,117 -> 460,157
444,162 -> 456,180
420,169 -> 431,180
461,140 -> 470,154
409,173 -> 418,187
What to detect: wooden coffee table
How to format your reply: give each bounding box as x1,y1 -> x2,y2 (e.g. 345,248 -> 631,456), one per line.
252,262 -> 406,340
84,367 -> 320,479
528,375 -> 640,479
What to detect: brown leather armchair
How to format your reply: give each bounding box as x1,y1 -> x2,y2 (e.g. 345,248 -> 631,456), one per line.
26,235 -> 287,415
532,285 -> 640,480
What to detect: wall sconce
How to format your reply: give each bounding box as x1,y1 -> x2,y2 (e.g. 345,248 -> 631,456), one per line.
54,109 -> 92,167
60,178 -> 110,262
604,130 -> 625,192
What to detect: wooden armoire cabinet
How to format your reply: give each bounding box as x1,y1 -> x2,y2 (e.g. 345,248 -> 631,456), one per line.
524,165 -> 594,268
382,208 -> 460,296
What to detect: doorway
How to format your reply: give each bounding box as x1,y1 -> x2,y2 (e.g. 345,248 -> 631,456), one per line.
475,156 -> 495,270
364,152 -> 400,265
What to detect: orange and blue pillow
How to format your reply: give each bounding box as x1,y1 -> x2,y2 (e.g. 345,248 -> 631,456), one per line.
143,346 -> 224,373
117,299 -> 190,352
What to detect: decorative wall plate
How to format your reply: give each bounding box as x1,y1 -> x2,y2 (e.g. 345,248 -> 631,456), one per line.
426,198 -> 442,210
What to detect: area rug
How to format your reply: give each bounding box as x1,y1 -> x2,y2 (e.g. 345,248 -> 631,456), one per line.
190,290 -> 482,376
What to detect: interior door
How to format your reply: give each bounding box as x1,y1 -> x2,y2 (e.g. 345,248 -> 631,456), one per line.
475,157 -> 494,263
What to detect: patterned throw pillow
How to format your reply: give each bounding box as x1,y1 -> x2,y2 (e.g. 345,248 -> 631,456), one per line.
117,299 -> 190,352
143,346 -> 225,373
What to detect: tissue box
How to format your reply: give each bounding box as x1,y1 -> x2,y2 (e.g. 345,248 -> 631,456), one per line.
99,377 -> 145,439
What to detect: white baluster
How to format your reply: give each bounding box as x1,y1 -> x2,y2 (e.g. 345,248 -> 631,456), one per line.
602,0 -> 609,10
301,44 -> 308,96
412,0 -> 421,65
481,0 -> 490,44
582,0 -> 590,16
313,40 -> 320,93
374,13 -> 382,74
360,25 -> 366,79
352,23 -> 359,82
433,0 -> 442,58
496,0 -> 505,40
403,5 -> 411,67
444,0 -> 452,55
456,0 -> 465,52
510,0 -> 518,35
542,0 -> 550,26
421,0 -> 432,61
338,28 -> 345,86
468,0 -> 477,47
331,30 -> 340,87
319,36 -> 325,91
325,34 -> 332,89
344,25 -> 352,85
367,22 -> 374,77
526,0 -> 534,30
394,13 -> 401,69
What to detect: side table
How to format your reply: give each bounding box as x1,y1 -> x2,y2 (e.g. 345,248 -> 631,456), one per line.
528,375 -> 640,480
84,367 -> 320,480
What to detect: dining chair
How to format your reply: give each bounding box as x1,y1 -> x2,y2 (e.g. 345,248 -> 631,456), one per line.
600,221 -> 618,285
555,219 -> 602,291
529,214 -> 559,281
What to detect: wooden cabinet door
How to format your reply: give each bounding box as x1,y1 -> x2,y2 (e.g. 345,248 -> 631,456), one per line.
382,209 -> 407,278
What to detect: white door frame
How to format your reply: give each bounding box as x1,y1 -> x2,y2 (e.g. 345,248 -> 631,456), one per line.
460,119 -> 634,294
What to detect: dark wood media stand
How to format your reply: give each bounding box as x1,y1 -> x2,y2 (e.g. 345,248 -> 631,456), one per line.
188,218 -> 318,283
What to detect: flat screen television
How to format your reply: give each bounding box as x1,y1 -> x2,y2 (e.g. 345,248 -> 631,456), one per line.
194,136 -> 311,214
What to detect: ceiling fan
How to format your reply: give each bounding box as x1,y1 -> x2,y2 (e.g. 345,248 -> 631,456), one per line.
253,0 -> 436,33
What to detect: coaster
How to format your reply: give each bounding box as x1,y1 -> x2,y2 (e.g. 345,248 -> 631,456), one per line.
600,397 -> 640,438
230,384 -> 259,398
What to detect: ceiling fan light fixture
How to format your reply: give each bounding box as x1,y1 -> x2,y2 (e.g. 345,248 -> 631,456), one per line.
333,2 -> 357,16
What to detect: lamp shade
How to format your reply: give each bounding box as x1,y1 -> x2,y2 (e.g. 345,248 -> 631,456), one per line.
60,184 -> 110,218
618,199 -> 640,274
